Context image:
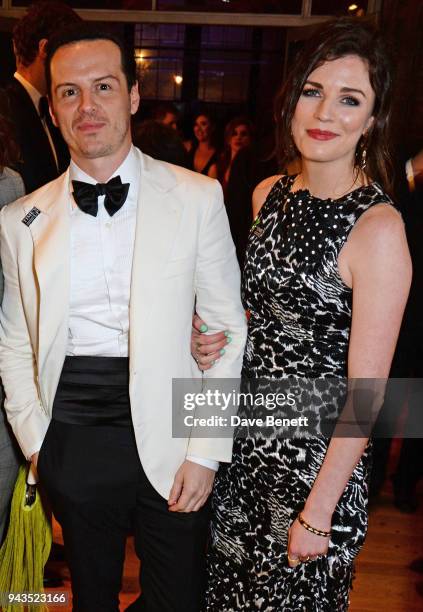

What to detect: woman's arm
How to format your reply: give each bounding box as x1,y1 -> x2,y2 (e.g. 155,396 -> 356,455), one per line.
288,203 -> 412,563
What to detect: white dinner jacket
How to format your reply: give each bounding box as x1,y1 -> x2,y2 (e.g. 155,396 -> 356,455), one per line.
0,148 -> 247,498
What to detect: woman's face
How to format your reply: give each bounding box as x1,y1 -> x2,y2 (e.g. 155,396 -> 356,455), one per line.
291,55 -> 375,167
229,124 -> 251,155
194,115 -> 212,143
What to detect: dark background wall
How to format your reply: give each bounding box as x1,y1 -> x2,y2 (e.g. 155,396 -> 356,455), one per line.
0,1 -> 421,154
380,0 -> 423,155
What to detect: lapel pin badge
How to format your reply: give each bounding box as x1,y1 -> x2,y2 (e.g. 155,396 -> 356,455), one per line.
21,207 -> 41,227
251,216 -> 264,238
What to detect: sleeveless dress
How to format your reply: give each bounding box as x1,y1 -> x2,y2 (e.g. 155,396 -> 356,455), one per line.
205,175 -> 392,611
188,147 -> 218,176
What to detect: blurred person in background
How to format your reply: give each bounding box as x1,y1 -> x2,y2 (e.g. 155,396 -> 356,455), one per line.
187,111 -> 219,178
218,117 -> 256,267
0,1 -> 81,194
0,113 -> 25,544
133,119 -> 189,168
218,116 -> 254,194
151,101 -> 180,131
371,146 -> 423,513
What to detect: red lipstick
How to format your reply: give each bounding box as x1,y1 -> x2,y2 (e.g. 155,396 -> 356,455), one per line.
307,129 -> 338,141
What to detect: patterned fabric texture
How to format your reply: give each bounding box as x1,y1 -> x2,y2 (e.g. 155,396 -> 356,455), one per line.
205,175 -> 392,611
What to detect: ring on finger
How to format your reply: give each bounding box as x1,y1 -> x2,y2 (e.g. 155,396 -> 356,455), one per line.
300,555 -> 310,563
287,554 -> 301,566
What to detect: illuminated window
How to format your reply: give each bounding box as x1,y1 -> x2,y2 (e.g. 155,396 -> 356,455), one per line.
134,24 -> 185,100
198,26 -> 252,103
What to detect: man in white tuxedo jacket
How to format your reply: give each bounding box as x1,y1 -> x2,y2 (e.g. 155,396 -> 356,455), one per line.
0,25 -> 247,612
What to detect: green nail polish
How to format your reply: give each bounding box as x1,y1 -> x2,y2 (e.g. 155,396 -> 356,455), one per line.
220,348 -> 226,356
226,336 -> 232,343
224,330 -> 230,337
210,360 -> 216,366
200,324 -> 208,332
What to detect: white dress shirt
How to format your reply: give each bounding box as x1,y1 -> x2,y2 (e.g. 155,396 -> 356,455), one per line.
67,148 -> 137,357
14,72 -> 58,168
67,146 -> 217,471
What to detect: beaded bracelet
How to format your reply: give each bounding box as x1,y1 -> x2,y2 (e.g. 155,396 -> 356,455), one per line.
298,513 -> 331,538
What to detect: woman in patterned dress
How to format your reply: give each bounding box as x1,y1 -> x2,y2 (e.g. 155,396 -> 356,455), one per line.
192,19 -> 412,611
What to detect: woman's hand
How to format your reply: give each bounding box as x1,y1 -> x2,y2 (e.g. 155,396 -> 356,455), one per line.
191,314 -> 230,371
287,509 -> 331,567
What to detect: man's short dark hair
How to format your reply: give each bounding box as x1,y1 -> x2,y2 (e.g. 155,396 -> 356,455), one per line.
13,1 -> 81,67
46,24 -> 137,95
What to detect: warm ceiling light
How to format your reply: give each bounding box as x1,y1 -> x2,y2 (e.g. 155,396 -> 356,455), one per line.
174,75 -> 183,85
348,3 -> 359,10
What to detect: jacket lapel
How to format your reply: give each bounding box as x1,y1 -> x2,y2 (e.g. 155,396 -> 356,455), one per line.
25,171 -> 71,372
129,151 -> 185,362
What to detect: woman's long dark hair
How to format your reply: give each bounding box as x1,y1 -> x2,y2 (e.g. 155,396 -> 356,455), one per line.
0,114 -> 20,173
274,18 -> 394,195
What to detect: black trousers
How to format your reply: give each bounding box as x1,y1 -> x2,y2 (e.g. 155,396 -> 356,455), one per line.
38,357 -> 210,612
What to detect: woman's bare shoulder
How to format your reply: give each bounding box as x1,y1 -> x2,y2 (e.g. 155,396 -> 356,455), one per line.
252,174 -> 284,217
351,202 -> 404,242
344,202 -> 410,280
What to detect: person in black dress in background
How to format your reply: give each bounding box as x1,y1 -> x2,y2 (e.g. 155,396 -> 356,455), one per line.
192,19 -> 411,610
187,112 -> 219,178
218,117 -> 254,194
217,117 -> 255,267
219,117 -> 279,268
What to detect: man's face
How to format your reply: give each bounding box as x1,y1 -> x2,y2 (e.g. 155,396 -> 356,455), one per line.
49,39 -> 139,164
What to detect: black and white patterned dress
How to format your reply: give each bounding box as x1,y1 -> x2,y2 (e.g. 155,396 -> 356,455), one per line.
205,175 -> 391,611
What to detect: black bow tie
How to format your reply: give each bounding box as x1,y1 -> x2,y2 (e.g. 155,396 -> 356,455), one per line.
72,176 -> 130,217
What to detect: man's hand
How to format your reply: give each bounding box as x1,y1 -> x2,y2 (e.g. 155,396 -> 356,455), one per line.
168,460 -> 215,512
191,314 -> 230,371
31,452 -> 39,469
28,452 -> 40,485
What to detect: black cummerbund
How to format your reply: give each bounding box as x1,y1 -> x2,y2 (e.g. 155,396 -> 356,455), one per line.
52,356 -> 131,426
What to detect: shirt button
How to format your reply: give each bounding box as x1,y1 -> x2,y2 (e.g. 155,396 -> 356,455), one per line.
105,221 -> 111,228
